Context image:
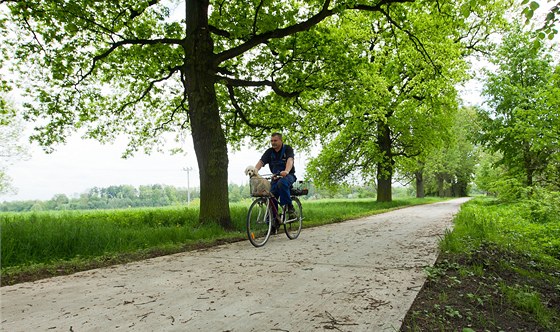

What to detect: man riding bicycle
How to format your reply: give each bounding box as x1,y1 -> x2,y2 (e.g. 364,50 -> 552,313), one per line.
254,132 -> 297,225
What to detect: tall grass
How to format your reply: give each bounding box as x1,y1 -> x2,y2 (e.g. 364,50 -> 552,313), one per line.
440,198 -> 560,260
1,207 -> 221,268
1,197 -> 442,274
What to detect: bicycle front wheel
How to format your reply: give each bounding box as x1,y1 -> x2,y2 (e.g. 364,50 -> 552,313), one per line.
284,197 -> 303,240
247,197 -> 273,247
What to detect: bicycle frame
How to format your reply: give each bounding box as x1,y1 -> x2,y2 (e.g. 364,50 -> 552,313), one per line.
266,195 -> 282,221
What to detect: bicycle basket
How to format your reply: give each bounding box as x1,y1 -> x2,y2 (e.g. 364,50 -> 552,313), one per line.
250,177 -> 271,197
290,180 -> 310,196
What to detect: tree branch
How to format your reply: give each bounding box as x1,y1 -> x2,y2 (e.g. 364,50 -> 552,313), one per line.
128,0 -> 160,20
78,38 -> 183,84
253,0 -> 265,35
214,0 -> 334,65
208,25 -> 231,38
116,65 -> 182,115
379,7 -> 440,75
22,16 -> 47,55
216,75 -> 301,98
213,0 -> 414,65
153,93 -> 189,135
225,84 -> 274,131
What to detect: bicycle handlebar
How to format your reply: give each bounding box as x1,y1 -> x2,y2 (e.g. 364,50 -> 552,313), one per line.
261,173 -> 283,180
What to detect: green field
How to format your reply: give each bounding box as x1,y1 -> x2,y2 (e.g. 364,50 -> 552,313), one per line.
1,197 -> 443,285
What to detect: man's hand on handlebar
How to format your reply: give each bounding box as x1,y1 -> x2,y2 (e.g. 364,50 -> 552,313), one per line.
271,172 -> 284,181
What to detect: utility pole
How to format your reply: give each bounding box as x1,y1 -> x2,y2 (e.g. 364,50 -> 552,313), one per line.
183,167 -> 193,205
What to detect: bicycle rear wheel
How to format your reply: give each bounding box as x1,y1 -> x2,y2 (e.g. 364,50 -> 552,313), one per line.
247,197 -> 273,247
284,197 -> 302,240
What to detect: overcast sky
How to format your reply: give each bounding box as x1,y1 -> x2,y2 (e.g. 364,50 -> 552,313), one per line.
0,132 -> 312,202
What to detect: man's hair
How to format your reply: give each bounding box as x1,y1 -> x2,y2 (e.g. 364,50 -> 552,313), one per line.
271,132 -> 283,140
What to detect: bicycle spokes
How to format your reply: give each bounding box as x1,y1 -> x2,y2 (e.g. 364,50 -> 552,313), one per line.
246,198 -> 272,247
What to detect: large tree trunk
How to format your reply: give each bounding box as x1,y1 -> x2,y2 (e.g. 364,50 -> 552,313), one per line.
415,170 -> 425,198
377,170 -> 392,202
376,121 -> 393,202
184,0 -> 231,228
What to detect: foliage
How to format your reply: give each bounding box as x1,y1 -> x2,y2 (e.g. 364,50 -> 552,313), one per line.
0,98 -> 28,194
478,24 -> 560,191
442,197 -> 560,260
522,0 -> 560,40
520,187 -> 560,224
305,0 -> 509,202
0,184 -> 201,212
473,150 -> 505,195
1,0 -> 512,225
0,181 -> 383,212
409,107 -> 479,198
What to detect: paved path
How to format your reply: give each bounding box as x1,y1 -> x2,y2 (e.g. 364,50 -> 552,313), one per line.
1,198 -> 470,331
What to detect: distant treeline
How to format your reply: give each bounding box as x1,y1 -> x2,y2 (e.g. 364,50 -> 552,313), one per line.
1,185 -> 199,212
0,183 -> 393,212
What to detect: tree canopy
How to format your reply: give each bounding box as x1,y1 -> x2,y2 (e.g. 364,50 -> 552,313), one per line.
522,0 -> 560,40
478,25 -> 560,190
2,0 -> 511,224
305,0 -> 508,201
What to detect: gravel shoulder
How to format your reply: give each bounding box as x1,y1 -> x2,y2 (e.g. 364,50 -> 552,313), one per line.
1,198 -> 470,331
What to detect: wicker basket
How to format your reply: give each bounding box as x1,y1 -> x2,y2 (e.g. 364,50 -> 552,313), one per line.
249,177 -> 271,197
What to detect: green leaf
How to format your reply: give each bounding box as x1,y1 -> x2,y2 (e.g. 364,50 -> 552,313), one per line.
460,5 -> 471,18
521,7 -> 534,21
529,1 -> 540,11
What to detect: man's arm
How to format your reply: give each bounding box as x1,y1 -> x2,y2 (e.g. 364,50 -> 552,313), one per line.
255,160 -> 264,171
280,157 -> 294,177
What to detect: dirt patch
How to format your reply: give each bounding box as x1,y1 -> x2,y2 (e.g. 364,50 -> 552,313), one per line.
401,242 -> 560,331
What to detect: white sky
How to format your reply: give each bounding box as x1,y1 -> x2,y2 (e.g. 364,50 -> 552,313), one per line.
0,134 -> 313,202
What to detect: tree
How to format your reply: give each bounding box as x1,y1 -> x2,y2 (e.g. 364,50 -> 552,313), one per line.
3,0 -> 446,226
474,150 -> 505,196
305,0 -> 505,201
404,107 -> 478,198
0,15 -> 27,194
478,25 -> 559,189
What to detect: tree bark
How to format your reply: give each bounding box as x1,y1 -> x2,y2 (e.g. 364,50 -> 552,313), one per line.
436,174 -> 445,197
415,170 -> 425,198
184,0 -> 231,227
376,121 -> 393,202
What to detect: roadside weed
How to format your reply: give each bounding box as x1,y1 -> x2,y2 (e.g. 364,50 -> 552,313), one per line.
402,197 -> 560,332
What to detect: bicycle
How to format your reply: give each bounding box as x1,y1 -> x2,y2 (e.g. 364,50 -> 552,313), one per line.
246,175 -> 308,247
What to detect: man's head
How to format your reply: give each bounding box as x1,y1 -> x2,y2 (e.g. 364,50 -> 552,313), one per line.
270,132 -> 283,151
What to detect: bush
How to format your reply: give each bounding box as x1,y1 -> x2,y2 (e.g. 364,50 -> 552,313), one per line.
522,189 -> 560,224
